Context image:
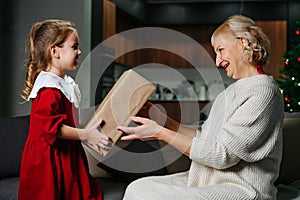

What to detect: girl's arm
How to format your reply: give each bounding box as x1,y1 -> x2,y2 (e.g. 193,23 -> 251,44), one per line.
58,119 -> 112,153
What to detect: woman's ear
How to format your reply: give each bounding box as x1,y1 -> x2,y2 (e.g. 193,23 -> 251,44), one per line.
50,45 -> 60,58
239,38 -> 249,48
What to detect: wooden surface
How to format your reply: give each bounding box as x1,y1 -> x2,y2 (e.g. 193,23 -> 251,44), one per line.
151,101 -> 208,125
102,2 -> 287,80
256,21 -> 287,80
102,0 -> 116,40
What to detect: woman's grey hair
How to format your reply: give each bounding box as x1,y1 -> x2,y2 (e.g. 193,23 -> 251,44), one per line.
211,14 -> 271,67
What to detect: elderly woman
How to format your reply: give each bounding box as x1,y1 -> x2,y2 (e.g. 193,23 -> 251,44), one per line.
117,14 -> 284,200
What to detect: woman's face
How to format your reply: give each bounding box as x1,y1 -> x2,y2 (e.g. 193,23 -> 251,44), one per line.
213,34 -> 255,79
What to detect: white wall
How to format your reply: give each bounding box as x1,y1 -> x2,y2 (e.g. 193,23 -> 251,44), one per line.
11,0 -> 92,116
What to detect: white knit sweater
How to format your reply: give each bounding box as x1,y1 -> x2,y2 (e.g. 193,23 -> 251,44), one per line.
123,75 -> 284,200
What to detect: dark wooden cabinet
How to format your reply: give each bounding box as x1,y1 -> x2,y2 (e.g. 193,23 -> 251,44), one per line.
100,1 -> 287,124
102,0 -> 287,79
150,100 -> 209,125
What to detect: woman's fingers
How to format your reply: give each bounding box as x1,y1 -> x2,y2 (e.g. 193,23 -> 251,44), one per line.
120,134 -> 140,141
131,116 -> 148,124
117,125 -> 136,134
117,125 -> 139,140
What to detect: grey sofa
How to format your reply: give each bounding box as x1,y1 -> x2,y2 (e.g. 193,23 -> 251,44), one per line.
1,113 -> 300,200
0,114 -> 172,200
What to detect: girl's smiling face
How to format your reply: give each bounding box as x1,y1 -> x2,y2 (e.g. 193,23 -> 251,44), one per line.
47,31 -> 81,77
58,32 -> 81,71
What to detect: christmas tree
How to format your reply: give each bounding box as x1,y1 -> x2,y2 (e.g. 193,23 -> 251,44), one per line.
278,21 -> 300,113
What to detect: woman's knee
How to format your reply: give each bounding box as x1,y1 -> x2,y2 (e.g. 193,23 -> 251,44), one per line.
123,178 -> 152,199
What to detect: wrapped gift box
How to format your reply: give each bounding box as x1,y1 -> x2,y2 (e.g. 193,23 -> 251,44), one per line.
84,69 -> 155,156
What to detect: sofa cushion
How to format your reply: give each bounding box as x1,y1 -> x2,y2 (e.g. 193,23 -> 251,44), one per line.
0,116 -> 29,179
158,141 -> 191,174
96,178 -> 129,200
276,117 -> 300,185
97,140 -> 168,182
0,176 -> 129,200
0,177 -> 19,200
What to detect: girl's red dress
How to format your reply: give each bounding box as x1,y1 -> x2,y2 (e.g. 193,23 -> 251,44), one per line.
18,88 -> 102,200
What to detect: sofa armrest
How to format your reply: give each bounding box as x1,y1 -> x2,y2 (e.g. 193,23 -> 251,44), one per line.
276,117 -> 300,185
0,115 -> 29,179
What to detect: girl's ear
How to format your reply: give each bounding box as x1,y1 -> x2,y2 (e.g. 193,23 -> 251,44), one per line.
50,45 -> 60,58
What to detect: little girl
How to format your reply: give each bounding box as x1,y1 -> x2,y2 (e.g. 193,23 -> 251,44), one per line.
18,19 -> 111,200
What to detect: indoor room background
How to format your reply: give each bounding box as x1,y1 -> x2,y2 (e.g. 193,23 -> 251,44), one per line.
0,0 -> 299,117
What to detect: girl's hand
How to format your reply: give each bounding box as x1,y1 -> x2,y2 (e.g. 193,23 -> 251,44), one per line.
84,118 -> 112,154
117,116 -> 163,141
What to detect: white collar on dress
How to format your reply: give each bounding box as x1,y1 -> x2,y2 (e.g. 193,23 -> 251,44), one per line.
27,71 -> 81,108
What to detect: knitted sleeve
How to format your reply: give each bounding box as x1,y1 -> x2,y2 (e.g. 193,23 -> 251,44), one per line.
220,85 -> 283,161
190,83 -> 283,169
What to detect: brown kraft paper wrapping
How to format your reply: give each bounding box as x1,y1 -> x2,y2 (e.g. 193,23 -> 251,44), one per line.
83,69 -> 155,156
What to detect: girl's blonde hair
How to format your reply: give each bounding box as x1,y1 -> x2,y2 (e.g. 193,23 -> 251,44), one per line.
211,14 -> 271,67
21,19 -> 77,100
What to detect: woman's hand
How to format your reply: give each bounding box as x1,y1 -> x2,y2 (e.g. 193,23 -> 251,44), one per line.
83,118 -> 112,154
137,101 -> 167,127
118,116 -> 192,156
117,116 -> 164,141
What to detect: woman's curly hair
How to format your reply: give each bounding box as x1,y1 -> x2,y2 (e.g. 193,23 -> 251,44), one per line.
211,14 -> 271,67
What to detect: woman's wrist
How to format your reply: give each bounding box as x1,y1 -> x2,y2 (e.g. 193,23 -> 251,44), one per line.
157,127 -> 173,142
158,127 -> 191,156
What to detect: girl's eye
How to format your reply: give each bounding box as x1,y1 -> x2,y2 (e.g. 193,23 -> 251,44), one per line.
72,44 -> 79,50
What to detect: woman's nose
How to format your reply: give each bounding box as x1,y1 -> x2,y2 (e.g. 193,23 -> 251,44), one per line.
215,55 -> 222,67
